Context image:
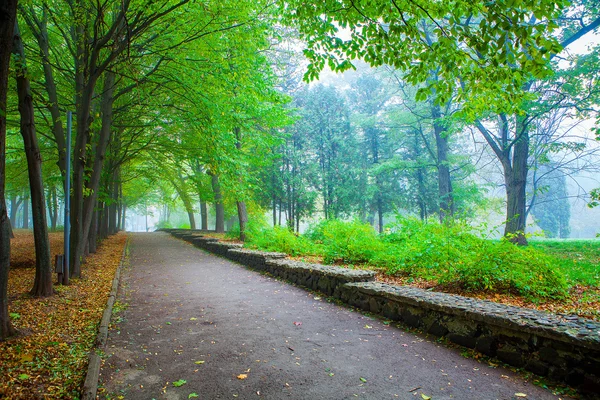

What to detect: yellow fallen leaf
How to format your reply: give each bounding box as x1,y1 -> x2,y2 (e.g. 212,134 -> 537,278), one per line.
20,354 -> 33,362
515,394 -> 527,398
190,317 -> 197,321
421,394 -> 431,400
195,360 -> 205,364
237,374 -> 248,380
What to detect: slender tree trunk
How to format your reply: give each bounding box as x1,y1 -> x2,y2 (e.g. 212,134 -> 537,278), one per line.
504,116 -> 529,245
237,201 -> 248,241
431,105 -> 454,222
22,197 -> 29,229
81,71 -> 115,249
99,202 -> 108,239
278,200 -> 282,226
22,6 -> 67,177
0,0 -> 18,341
47,185 -> 58,231
272,196 -> 277,226
200,201 -> 208,231
13,20 -> 53,297
9,195 -> 20,227
88,208 -> 98,253
108,171 -> 118,235
121,203 -> 126,231
210,173 -> 224,233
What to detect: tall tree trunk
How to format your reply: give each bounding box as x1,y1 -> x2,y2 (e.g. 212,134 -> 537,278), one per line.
504,116 -> 529,245
13,20 -> 53,297
200,201 -> 208,231
9,195 -> 20,227
81,71 -> 115,250
431,105 -> 454,222
377,195 -> 383,233
98,202 -> 108,239
237,201 -> 248,241
22,5 -> 67,177
51,185 -> 58,231
0,0 -> 18,341
88,208 -> 98,253
108,170 -> 118,235
210,173 -> 224,233
121,203 -> 126,231
22,197 -> 29,229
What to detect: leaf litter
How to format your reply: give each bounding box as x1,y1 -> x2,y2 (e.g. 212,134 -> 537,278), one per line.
0,231 -> 127,399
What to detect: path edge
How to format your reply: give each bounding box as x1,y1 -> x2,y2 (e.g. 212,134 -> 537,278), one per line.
81,235 -> 130,400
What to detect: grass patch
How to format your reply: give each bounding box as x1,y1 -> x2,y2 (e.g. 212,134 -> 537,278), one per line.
529,240 -> 600,287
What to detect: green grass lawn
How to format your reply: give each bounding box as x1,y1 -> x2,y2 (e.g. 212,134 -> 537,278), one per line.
529,240 -> 600,287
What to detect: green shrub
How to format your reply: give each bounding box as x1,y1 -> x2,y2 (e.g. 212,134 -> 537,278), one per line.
246,225 -> 319,256
307,219 -> 384,264
377,217 -> 568,300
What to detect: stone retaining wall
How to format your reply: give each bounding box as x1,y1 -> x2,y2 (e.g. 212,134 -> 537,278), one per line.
162,229 -> 600,395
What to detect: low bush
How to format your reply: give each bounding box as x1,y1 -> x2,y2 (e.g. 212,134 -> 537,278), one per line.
243,217 -> 572,301
306,219 -> 384,264
245,225 -> 319,256
378,217 -> 568,300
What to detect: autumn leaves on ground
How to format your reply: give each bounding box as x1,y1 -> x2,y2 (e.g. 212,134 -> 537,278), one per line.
0,231 -> 127,399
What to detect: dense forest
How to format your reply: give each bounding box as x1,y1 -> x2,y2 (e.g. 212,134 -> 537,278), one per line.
0,0 -> 599,341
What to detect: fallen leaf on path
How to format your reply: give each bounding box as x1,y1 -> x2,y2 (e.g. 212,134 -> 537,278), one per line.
515,394 -> 527,398
195,360 -> 205,365
173,379 -> 187,387
190,317 -> 198,321
360,377 -> 367,383
364,324 -> 372,329
188,393 -> 199,398
237,374 -> 248,380
421,394 -> 431,400
293,321 -> 302,326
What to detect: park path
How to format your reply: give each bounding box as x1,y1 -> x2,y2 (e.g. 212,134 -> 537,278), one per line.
98,232 -> 564,400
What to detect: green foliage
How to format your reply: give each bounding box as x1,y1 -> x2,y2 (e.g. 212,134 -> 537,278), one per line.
248,217 -> 574,301
245,225 -> 319,256
378,217 -> 568,300
529,240 -> 600,287
283,0 -> 567,116
156,220 -> 173,229
306,219 -> 383,264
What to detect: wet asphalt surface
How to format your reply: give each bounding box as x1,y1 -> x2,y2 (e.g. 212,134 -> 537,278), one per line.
98,232 -> 566,399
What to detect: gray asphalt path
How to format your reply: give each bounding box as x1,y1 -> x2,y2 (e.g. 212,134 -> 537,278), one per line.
98,232 -> 565,400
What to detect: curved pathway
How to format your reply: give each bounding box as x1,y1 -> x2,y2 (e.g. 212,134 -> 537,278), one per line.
98,232 -> 566,399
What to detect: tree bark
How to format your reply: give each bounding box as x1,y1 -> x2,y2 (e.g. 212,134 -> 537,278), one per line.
200,201 -> 208,231
51,186 -> 58,231
108,170 -> 119,235
81,71 -> 115,250
12,20 -> 53,297
210,173 -> 224,233
21,5 -> 67,177
237,201 -> 248,241
504,116 -> 529,245
431,104 -> 454,222
9,195 -> 21,227
0,0 -> 18,341
22,197 -> 29,229
88,208 -> 98,253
